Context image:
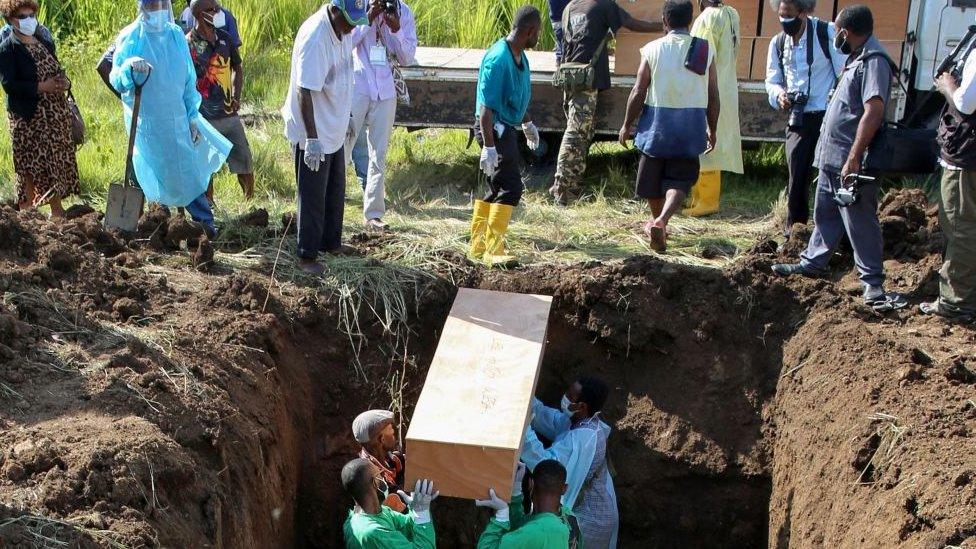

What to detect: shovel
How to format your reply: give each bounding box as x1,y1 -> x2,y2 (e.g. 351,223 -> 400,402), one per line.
105,67 -> 151,233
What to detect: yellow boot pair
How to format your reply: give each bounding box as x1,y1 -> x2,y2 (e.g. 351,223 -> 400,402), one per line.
468,200 -> 516,266
682,171 -> 722,217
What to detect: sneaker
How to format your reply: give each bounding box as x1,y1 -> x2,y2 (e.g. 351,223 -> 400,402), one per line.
863,285 -> 885,302
365,218 -> 388,231
864,289 -> 907,312
920,300 -> 975,322
298,260 -> 325,276
771,263 -> 825,278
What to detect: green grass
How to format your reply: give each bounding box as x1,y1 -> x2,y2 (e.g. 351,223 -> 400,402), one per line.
35,0 -> 557,51
0,3 -> 790,269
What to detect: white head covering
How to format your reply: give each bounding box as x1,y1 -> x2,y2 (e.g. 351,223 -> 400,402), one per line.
352,410 -> 394,444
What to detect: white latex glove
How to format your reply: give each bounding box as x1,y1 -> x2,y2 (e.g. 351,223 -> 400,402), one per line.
189,121 -> 201,144
479,146 -> 499,178
398,479 -> 439,525
304,138 -> 326,172
126,57 -> 152,73
511,462 -> 526,498
475,488 -> 509,522
522,121 -> 540,151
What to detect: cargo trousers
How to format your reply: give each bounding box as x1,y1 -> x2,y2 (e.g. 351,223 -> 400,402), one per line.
938,168 -> 976,313
553,88 -> 599,197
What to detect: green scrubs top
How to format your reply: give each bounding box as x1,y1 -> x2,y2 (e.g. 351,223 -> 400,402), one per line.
476,495 -> 573,548
344,505 -> 435,548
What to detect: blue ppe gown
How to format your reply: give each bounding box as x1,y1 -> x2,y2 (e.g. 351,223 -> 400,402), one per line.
521,398 -> 619,549
109,20 -> 230,207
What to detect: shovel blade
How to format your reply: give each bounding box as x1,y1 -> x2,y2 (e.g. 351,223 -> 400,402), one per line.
105,183 -> 144,233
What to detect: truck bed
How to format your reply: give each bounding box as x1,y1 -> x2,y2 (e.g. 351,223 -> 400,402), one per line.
397,47 -> 784,141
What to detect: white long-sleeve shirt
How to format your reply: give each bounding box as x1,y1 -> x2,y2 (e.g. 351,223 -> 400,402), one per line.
764,17 -> 848,113
952,48 -> 976,115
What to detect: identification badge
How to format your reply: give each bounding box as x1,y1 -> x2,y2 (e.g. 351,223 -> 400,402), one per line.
369,45 -> 388,67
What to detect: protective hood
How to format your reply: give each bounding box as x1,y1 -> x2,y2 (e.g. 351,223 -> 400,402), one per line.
138,0 -> 175,33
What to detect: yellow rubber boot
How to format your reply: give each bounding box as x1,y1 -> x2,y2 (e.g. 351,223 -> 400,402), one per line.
468,199 -> 490,260
682,171 -> 721,217
683,180 -> 700,211
484,203 -> 517,267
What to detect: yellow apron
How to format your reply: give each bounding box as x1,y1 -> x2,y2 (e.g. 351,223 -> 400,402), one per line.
692,5 -> 744,174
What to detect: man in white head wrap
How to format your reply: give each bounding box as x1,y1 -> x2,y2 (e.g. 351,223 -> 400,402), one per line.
352,409 -> 407,513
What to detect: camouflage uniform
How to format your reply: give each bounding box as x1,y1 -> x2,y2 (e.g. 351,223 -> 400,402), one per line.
551,89 -> 599,204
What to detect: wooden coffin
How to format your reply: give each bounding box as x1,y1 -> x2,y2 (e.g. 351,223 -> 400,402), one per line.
404,288 -> 553,501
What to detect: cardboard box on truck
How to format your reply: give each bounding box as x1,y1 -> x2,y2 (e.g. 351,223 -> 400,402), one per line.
737,37 -> 756,80
404,289 -> 552,501
760,0 -> 835,36
613,31 -> 660,76
751,36 -> 773,80
836,0 -> 910,41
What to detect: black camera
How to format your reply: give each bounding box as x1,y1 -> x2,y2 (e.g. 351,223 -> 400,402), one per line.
832,173 -> 876,208
384,0 -> 398,15
786,91 -> 808,129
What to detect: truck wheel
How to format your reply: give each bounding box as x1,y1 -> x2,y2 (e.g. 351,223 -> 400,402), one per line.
520,132 -> 561,191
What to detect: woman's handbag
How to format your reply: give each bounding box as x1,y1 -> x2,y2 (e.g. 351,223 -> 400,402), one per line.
66,89 -> 85,147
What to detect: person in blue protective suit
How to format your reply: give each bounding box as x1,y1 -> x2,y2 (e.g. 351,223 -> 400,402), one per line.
110,0 -> 231,237
521,375 -> 617,549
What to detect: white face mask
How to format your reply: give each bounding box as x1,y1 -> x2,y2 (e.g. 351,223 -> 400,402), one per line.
560,395 -> 574,416
16,16 -> 38,36
209,10 -> 226,28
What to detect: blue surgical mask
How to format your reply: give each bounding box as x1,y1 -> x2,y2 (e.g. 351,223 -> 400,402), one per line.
144,9 -> 169,32
17,16 -> 38,36
210,10 -> 226,28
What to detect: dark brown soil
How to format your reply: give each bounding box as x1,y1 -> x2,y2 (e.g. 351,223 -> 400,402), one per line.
0,190 -> 973,548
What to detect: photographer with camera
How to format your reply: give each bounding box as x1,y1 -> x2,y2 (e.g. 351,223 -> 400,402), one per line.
772,5 -> 906,313
764,0 -> 847,239
345,0 -> 417,231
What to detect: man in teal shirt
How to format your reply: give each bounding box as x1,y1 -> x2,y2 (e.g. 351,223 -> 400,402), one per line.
468,5 -> 543,266
475,460 -> 579,548
342,458 -> 439,548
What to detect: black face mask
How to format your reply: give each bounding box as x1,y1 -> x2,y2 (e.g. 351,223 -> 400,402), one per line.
834,30 -> 853,55
780,17 -> 803,36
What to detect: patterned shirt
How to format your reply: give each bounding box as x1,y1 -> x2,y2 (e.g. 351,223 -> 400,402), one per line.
187,28 -> 241,120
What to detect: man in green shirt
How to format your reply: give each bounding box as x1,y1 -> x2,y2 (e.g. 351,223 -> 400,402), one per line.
342,458 -> 439,548
475,460 -> 579,548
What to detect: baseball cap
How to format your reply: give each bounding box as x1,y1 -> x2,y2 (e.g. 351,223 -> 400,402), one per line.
332,0 -> 368,26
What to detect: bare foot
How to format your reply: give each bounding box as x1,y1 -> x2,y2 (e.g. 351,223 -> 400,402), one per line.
643,221 -> 667,253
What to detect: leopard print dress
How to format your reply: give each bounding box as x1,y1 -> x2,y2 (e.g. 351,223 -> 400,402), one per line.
9,42 -> 80,207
